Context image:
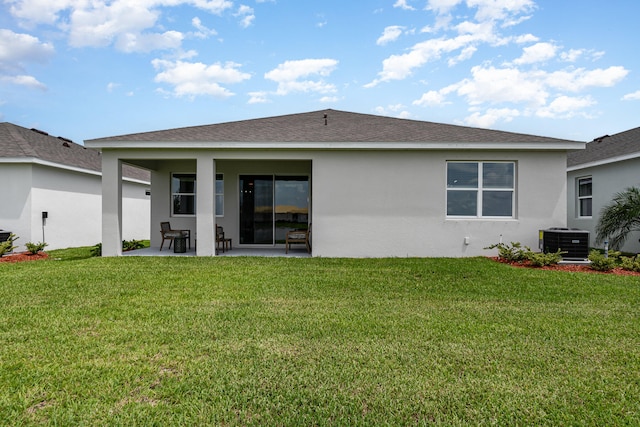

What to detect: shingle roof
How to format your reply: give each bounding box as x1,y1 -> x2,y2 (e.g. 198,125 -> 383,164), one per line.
567,126 -> 640,167
0,122 -> 149,182
87,109 -> 579,145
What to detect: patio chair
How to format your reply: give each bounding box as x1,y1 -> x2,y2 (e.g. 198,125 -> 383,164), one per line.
160,222 -> 190,250
216,226 -> 232,253
285,223 -> 311,254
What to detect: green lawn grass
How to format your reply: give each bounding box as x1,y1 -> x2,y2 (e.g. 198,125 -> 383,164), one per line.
1,249 -> 639,425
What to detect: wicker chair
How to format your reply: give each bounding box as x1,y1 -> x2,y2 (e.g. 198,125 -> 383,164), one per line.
285,223 -> 311,254
160,222 -> 190,250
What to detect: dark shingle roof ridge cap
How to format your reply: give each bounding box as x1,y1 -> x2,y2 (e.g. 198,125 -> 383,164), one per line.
86,108 -> 582,145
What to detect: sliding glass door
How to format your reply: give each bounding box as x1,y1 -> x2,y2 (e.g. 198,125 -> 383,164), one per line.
239,175 -> 309,245
239,175 -> 273,244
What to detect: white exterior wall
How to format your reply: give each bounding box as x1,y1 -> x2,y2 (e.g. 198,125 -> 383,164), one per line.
312,150 -> 567,257
568,157 -> 640,254
123,148 -> 569,258
32,165 -> 102,249
0,164 -> 32,250
0,162 -> 149,252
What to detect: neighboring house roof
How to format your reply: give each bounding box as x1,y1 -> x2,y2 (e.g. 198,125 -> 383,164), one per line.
567,126 -> 640,170
0,122 -> 150,182
86,109 -> 582,150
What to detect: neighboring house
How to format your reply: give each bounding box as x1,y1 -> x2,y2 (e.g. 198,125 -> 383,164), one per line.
0,122 -> 150,252
85,109 -> 584,257
567,127 -> 640,254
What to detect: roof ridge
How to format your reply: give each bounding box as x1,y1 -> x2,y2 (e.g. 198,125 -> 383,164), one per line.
86,109 -> 581,144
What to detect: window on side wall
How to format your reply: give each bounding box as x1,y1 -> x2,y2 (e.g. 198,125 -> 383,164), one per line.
577,176 -> 592,218
216,173 -> 224,217
446,161 -> 515,218
171,173 -> 196,216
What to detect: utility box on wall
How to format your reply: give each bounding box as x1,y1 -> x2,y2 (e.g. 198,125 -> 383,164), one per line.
539,228 -> 590,260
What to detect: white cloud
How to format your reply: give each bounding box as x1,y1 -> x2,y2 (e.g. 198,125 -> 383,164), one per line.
374,104 -> 412,118
463,108 -> 520,128
560,49 -> 584,63
248,91 -> 269,104
265,59 -> 338,95
0,74 -> 47,90
152,59 -> 251,98
622,90 -> 640,101
191,17 -> 218,38
235,5 -> 255,28
513,42 -> 557,65
455,65 -> 549,107
513,34 -> 538,44
448,45 -> 477,66
377,26 -> 405,46
368,0 -> 540,87
116,30 -> 184,53
414,62 -> 628,125
413,90 -> 449,106
394,0 -> 416,11
319,96 -> 339,103
9,0 -> 234,52
545,66 -> 629,92
366,36 -> 475,86
536,95 -> 595,119
0,29 -> 55,71
0,29 -> 54,89
468,0 -> 535,24
9,0 -> 234,25
426,0 -> 464,15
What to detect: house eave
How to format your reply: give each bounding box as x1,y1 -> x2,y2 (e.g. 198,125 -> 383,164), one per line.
0,157 -> 150,185
567,151 -> 640,172
84,140 -> 586,151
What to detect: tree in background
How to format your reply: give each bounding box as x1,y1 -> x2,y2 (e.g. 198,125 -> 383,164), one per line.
595,187 -> 640,250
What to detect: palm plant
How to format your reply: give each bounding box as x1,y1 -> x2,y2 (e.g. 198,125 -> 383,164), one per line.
595,186 -> 640,249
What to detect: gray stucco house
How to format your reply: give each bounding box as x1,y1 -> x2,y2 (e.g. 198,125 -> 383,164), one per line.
85,109 -> 584,257
567,127 -> 640,254
0,122 -> 151,251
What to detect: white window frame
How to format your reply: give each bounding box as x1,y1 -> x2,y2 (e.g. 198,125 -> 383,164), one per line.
446,161 -> 516,219
171,172 -> 196,217
215,173 -> 224,217
577,176 -> 592,218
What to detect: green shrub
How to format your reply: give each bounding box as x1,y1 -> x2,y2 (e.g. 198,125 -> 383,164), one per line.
91,240 -> 144,257
25,241 -> 48,254
90,243 -> 102,257
620,255 -> 640,272
527,249 -> 565,267
485,242 -> 531,262
123,239 -> 144,251
588,249 -> 620,272
0,233 -> 18,258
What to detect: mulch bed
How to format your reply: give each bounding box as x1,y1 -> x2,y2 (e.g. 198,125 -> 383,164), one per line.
491,257 -> 640,276
0,251 -> 49,263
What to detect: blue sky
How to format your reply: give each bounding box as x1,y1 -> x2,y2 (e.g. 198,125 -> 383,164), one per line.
1,0 -> 638,144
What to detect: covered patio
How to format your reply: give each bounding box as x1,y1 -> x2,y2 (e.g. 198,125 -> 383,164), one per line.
122,246 -> 312,257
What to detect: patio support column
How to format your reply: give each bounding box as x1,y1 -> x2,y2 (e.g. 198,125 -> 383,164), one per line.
196,156 -> 216,256
102,153 -> 122,256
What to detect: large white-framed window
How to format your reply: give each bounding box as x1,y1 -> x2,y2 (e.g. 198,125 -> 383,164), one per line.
577,176 -> 592,218
215,173 -> 224,217
171,173 -> 196,216
446,161 -> 515,218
